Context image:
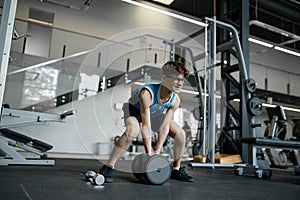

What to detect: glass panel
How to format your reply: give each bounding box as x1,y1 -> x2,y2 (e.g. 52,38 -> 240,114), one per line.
22,66 -> 59,108
7,22 -> 207,112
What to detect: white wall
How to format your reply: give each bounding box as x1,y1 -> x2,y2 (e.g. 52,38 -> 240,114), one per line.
249,43 -> 300,94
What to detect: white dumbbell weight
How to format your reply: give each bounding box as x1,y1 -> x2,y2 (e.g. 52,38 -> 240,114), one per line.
85,170 -> 105,185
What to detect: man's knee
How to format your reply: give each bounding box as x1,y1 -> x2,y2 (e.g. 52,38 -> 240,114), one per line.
125,117 -> 140,138
125,125 -> 140,139
173,129 -> 186,144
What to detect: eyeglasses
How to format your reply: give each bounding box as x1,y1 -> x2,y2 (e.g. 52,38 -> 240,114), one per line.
167,75 -> 185,83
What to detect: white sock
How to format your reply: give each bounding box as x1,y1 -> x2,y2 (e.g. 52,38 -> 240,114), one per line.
173,167 -> 180,171
107,164 -> 114,169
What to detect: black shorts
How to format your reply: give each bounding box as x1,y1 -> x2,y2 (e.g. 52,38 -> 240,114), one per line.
122,103 -> 165,133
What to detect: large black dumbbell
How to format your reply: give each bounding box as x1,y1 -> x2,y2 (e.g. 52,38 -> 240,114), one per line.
85,170 -> 105,185
131,153 -> 171,185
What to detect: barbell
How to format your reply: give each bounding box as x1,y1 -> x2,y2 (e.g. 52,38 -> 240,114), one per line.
131,153 -> 171,185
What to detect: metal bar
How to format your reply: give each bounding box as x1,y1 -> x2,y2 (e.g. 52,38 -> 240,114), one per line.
201,20 -> 208,157
0,0 -> 18,112
179,46 -> 205,160
7,49 -> 92,75
189,163 -> 246,168
0,136 -> 54,166
191,40 -> 235,63
0,159 -> 55,166
0,108 -> 67,128
0,137 -> 25,160
205,16 -> 253,163
207,17 -> 217,167
216,40 -> 235,52
240,0 -> 252,163
250,144 -> 256,166
176,28 -> 206,45
204,17 -> 249,81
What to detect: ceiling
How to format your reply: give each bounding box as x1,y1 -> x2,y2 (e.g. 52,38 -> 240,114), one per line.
36,0 -> 300,53
145,0 -> 300,53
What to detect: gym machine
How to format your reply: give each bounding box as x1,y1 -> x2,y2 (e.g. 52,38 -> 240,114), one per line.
0,108 -> 75,166
236,106 -> 300,178
188,17 -> 261,168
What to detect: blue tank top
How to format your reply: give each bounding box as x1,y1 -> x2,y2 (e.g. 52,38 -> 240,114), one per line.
129,82 -> 177,118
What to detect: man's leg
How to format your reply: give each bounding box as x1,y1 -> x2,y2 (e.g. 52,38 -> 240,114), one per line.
100,117 -> 140,183
169,120 -> 185,167
169,120 -> 193,182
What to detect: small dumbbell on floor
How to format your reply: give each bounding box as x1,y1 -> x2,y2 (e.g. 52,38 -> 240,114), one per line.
85,170 -> 105,185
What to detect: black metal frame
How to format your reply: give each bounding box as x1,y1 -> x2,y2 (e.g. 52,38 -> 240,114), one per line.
217,0 -> 253,162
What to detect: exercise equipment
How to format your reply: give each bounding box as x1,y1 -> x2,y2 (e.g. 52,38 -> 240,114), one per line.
235,106 -> 300,178
187,17 -> 257,169
0,128 -> 55,165
266,106 -> 287,139
245,78 -> 257,93
0,107 -> 76,128
85,170 -> 105,185
131,153 -> 171,185
0,107 -> 75,166
264,106 -> 288,168
1,129 -> 53,152
247,97 -> 263,116
236,137 -> 300,178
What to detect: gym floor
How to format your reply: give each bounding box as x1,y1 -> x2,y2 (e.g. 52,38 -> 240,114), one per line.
0,158 -> 299,200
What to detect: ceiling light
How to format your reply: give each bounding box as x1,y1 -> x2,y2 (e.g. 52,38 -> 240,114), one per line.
249,20 -> 299,39
249,37 -> 273,48
274,46 -> 300,57
28,18 -> 53,26
248,37 -> 300,57
152,0 -> 174,5
121,0 -> 207,27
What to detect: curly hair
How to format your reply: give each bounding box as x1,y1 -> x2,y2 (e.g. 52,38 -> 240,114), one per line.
162,61 -> 189,77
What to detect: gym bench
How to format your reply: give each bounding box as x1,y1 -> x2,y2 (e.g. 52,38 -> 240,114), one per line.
0,129 -> 54,165
0,108 -> 75,166
234,137 -> 300,178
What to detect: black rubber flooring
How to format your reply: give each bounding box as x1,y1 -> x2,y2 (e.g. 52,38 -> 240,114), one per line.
0,158 -> 300,200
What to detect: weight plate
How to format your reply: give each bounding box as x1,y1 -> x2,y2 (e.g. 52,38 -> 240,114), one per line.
247,97 -> 263,116
131,153 -> 148,183
145,155 -> 171,185
93,174 -> 105,185
245,78 -> 257,93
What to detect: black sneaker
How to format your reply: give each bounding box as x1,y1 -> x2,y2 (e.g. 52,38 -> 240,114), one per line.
171,166 -> 194,182
100,165 -> 114,183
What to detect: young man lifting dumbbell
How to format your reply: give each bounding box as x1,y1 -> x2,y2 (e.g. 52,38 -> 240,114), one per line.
100,61 -> 194,183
